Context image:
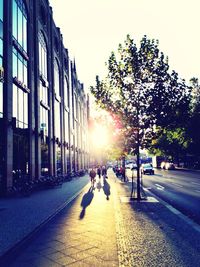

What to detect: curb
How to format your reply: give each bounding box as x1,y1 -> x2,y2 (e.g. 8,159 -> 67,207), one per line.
116,173 -> 200,234
143,187 -> 200,234
0,183 -> 89,265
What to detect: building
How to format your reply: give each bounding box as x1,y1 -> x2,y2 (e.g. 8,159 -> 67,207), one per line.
0,0 -> 89,195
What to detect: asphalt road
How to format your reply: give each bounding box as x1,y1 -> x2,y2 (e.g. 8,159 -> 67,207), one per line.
141,169 -> 200,225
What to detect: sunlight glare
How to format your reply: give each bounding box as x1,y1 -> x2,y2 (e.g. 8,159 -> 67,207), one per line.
91,125 -> 109,149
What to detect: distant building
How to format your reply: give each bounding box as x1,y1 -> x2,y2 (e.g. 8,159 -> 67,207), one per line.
0,0 -> 89,195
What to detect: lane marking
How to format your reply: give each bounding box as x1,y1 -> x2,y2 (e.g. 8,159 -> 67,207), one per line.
170,183 -> 183,188
155,183 -> 165,190
144,188 -> 200,234
191,182 -> 200,186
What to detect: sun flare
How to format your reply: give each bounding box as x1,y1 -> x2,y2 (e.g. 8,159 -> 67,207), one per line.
90,125 -> 109,149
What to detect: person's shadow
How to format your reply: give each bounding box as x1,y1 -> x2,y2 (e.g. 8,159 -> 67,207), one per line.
103,179 -> 111,200
96,180 -> 102,192
79,187 -> 94,219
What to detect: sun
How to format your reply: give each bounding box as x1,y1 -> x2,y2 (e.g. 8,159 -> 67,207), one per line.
90,125 -> 109,149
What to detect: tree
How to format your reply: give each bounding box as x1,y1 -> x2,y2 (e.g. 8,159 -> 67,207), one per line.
149,127 -> 190,165
186,78 -> 200,166
91,35 -> 190,198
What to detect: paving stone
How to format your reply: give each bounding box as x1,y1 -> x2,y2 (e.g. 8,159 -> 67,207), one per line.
3,170 -> 200,267
53,255 -> 77,265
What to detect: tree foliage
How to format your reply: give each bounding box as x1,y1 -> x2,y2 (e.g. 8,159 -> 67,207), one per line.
90,35 -> 190,154
186,78 -> 200,159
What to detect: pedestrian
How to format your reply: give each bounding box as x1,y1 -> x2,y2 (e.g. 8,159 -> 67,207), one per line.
102,165 -> 107,180
89,168 -> 96,186
97,166 -> 101,179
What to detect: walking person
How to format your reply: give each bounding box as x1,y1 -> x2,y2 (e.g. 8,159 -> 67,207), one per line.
102,166 -> 107,180
97,166 -> 101,180
89,168 -> 96,187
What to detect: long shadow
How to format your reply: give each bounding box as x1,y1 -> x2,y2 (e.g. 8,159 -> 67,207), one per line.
96,180 -> 102,192
103,179 -> 111,200
79,186 -> 94,219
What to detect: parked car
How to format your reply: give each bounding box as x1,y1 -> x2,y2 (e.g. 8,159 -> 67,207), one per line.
160,161 -> 175,170
125,163 -> 137,170
160,161 -> 166,169
165,162 -> 175,170
141,163 -> 154,175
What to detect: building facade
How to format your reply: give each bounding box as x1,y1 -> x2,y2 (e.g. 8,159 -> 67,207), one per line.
0,0 -> 89,195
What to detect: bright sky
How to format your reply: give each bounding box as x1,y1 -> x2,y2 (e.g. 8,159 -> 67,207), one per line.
49,0 -> 200,92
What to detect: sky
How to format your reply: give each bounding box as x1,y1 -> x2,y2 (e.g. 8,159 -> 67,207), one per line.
49,0 -> 200,92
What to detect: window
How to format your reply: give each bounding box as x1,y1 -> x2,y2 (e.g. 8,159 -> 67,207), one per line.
40,106 -> 48,137
12,0 -> 28,129
0,0 -> 3,22
54,60 -> 60,97
0,0 -> 3,116
0,39 -> 2,56
38,31 -> 48,79
39,31 -> 49,141
64,77 -> 69,108
13,84 -> 28,128
64,112 -> 69,142
0,82 -> 2,117
54,60 -> 61,140
74,94 -> 77,119
12,0 -> 28,52
55,101 -> 60,139
0,21 -> 3,39
12,48 -> 28,87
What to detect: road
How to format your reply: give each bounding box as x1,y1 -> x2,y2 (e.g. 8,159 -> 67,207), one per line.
140,169 -> 200,225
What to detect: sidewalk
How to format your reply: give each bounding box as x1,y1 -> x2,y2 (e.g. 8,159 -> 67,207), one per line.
0,174 -> 89,258
1,170 -> 200,266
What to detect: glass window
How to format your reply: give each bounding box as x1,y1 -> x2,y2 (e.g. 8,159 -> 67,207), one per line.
39,42 -> 41,73
0,0 -> 3,22
23,17 -> 27,52
0,39 -> 2,56
64,78 -> 69,108
24,93 -> 28,126
13,51 -> 18,77
13,85 -> 18,118
24,64 -> 27,86
0,82 -> 3,116
18,59 -> 23,82
55,100 -> 60,139
54,60 -> 60,97
39,31 -> 48,79
12,0 -> 18,40
0,21 -> 3,39
40,106 -> 48,137
65,112 -> 69,142
74,95 -> 77,119
17,7 -> 23,47
18,88 -> 23,123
